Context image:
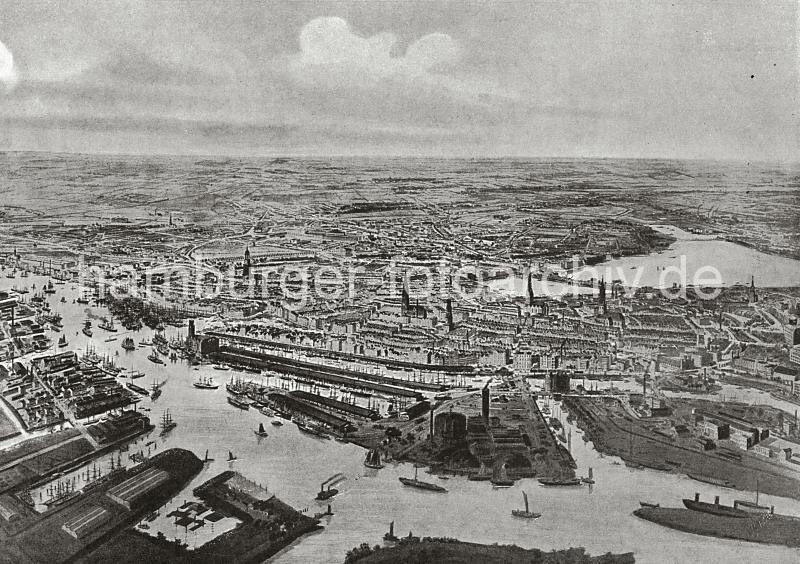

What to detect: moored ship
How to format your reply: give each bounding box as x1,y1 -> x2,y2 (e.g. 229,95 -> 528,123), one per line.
538,477 -> 582,487
686,473 -> 735,489
364,448 -> 384,469
227,395 -> 250,410
399,467 -> 447,493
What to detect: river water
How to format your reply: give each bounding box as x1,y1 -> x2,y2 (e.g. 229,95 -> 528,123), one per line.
3,274 -> 800,563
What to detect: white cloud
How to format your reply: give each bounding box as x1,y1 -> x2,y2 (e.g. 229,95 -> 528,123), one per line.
289,16 -> 497,101
0,39 -> 18,91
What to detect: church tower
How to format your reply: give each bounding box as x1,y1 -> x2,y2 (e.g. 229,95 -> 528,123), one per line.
242,246 -> 251,277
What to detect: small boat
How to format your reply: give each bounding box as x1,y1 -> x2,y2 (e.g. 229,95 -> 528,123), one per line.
227,396 -> 250,410
203,450 -> 214,463
57,334 -> 68,348
82,320 -> 93,337
538,477 -> 582,487
193,376 -> 219,389
512,491 -> 541,519
271,420 -> 283,426
581,467 -> 595,484
213,364 -> 230,371
687,473 -> 735,489
150,380 -> 162,400
364,448 -> 384,469
639,501 -> 659,508
254,423 -> 269,437
227,451 -> 237,462
399,467 -> 447,493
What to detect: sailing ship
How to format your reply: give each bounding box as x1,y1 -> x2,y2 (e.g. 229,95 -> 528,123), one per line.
227,395 -> 250,410
203,449 -> 214,463
383,521 -> 398,542
227,451 -> 237,462
511,491 -> 541,519
148,350 -> 165,364
160,410 -> 177,435
121,337 -> 136,351
43,280 -> 56,294
150,380 -> 162,400
82,319 -> 93,337
581,467 -> 595,484
57,334 -> 68,348
193,376 -> 219,389
399,467 -> 447,493
254,423 -> 269,437
491,463 -> 514,487
364,448 -> 384,469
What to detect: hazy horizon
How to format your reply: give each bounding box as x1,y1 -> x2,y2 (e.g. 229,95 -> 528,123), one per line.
1,1 -> 798,161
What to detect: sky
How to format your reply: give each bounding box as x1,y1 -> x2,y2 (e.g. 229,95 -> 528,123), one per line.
0,0 -> 797,160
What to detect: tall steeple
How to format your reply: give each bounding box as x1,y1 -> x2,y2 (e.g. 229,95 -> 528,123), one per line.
242,246 -> 251,277
749,275 -> 758,304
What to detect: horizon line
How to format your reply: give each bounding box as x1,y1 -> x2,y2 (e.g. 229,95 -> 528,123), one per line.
1,148 -> 798,167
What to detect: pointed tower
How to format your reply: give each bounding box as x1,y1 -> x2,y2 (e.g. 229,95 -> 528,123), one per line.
749,276 -> 758,304
242,246 -> 251,277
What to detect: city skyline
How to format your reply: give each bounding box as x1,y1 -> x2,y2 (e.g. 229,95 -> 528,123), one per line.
0,1 -> 798,161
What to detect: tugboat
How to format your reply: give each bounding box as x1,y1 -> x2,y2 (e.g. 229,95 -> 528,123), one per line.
58,334 -> 69,348
254,423 -> 269,437
399,467 -> 447,493
364,448 -> 384,469
193,376 -> 219,389
121,337 -> 136,351
150,380 -> 162,400
82,320 -> 93,337
98,317 -> 116,332
160,410 -> 177,435
511,491 -> 541,519
148,350 -> 165,365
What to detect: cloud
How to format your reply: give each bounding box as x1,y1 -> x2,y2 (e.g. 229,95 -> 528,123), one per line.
0,39 -> 18,91
289,17 -> 482,98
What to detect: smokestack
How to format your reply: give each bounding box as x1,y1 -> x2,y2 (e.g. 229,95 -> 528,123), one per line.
714,495 -> 719,505
430,406 -> 434,443
482,381 -> 491,421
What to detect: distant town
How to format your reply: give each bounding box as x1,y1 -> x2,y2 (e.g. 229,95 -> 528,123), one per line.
0,155 -> 799,562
